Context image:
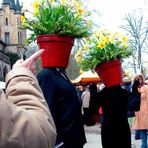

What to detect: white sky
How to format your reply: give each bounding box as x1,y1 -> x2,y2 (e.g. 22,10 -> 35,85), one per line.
87,0 -> 148,32
0,0 -> 148,32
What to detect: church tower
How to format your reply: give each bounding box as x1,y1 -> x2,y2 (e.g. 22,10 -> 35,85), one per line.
0,0 -> 26,56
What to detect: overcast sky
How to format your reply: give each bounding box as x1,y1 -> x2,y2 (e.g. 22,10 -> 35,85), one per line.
87,0 -> 148,32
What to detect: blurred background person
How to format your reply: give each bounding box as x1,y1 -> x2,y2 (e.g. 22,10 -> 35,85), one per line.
81,85 -> 95,126
132,74 -> 148,148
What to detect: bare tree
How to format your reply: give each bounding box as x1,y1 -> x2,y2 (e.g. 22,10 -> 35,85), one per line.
120,9 -> 148,74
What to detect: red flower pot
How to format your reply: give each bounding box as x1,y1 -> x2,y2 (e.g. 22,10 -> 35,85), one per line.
94,60 -> 122,87
37,35 -> 74,68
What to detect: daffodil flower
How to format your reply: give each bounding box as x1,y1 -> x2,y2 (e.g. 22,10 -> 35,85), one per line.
86,21 -> 92,27
94,30 -> 100,38
32,0 -> 40,9
80,69 -> 83,74
121,35 -> 128,42
61,0 -> 67,4
33,9 -> 39,16
97,41 -> 105,49
77,6 -> 84,15
104,36 -> 110,43
84,45 -> 89,50
20,15 -> 26,24
122,42 -> 128,48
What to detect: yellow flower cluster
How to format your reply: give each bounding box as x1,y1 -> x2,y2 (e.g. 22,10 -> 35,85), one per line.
20,0 -> 91,28
75,29 -> 131,68
93,29 -> 128,50
19,0 -> 92,44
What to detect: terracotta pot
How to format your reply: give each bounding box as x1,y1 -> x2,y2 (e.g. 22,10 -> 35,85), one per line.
37,34 -> 74,68
94,60 -> 122,87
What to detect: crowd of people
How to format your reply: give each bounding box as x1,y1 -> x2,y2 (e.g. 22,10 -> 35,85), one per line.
0,49 -> 148,148
77,74 -> 148,148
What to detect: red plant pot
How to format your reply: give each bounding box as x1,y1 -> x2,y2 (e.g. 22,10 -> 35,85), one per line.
94,60 -> 122,87
37,35 -> 74,68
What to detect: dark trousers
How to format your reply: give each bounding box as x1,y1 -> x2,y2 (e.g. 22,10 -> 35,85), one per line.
83,108 -> 95,126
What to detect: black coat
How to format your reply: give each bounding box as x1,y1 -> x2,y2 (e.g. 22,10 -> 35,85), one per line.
37,68 -> 86,148
95,85 -> 131,148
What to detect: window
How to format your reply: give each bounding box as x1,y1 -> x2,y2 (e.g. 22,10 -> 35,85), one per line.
5,32 -> 10,44
18,32 -> 22,44
5,18 -> 8,25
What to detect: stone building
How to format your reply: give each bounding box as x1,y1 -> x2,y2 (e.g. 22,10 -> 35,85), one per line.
0,0 -> 26,81
0,40 -> 10,81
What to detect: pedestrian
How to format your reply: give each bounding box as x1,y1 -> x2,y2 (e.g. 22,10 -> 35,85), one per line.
0,49 -> 56,148
37,67 -> 86,148
132,74 -> 148,148
89,83 -> 100,124
81,85 -> 95,126
98,82 -> 105,128
93,84 -> 131,148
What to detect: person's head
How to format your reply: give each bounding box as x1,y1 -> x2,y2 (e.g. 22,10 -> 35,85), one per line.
138,74 -> 145,85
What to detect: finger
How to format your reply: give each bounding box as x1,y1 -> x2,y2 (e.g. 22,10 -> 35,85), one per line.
30,65 -> 35,74
23,49 -> 45,65
12,59 -> 24,68
16,59 -> 24,64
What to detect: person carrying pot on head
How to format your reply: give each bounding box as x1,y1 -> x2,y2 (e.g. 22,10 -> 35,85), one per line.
37,64 -> 86,147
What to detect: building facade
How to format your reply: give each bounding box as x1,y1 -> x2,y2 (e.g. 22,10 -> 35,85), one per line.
0,0 -> 26,55
0,0 -> 26,81
0,40 -> 10,81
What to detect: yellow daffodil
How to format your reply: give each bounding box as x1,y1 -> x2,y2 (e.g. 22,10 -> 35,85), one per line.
121,35 -> 128,42
94,30 -> 100,38
61,0 -> 67,4
32,0 -> 40,9
33,9 -> 39,16
80,69 -> 83,74
122,42 -> 128,48
77,6 -> 84,15
97,41 -> 106,49
104,36 -> 110,43
86,21 -> 92,27
20,15 -> 25,24
84,45 -> 89,50
75,50 -> 82,63
71,0 -> 76,6
111,36 -> 116,43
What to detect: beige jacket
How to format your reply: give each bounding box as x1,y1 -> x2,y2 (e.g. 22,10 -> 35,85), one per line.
132,85 -> 148,130
0,67 -> 56,148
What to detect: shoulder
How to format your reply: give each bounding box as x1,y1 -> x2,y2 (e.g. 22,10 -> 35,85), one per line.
37,68 -> 58,80
138,84 -> 148,92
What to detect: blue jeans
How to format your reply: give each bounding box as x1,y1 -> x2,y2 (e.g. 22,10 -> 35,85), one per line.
140,130 -> 147,148
135,130 -> 141,140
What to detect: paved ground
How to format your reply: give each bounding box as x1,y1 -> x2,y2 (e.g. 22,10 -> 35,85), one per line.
84,124 -> 141,148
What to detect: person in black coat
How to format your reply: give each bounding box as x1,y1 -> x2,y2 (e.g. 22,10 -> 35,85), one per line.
37,68 -> 86,148
94,84 -> 131,148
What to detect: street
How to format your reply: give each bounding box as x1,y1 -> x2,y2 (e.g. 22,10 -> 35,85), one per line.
84,124 -> 141,148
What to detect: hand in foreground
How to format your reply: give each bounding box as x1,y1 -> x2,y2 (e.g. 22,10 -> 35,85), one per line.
12,49 -> 44,73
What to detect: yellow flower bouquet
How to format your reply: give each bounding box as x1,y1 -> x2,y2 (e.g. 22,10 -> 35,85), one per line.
75,29 -> 133,71
20,0 -> 92,44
